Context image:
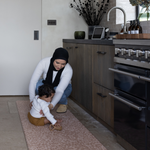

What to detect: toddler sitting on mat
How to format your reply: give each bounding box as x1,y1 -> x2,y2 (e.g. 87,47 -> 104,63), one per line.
28,84 -> 62,131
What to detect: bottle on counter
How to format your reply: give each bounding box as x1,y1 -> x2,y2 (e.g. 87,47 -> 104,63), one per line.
127,20 -> 133,34
131,20 -> 136,34
135,19 -> 143,34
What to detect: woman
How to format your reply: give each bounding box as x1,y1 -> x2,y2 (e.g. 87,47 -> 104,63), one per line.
29,47 -> 73,113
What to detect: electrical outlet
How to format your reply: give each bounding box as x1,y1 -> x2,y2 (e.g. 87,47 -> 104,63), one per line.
47,20 -> 56,25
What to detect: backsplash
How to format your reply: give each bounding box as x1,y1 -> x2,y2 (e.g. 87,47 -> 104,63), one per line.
100,0 -> 117,32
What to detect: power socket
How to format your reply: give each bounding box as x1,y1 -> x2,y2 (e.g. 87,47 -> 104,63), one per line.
47,20 -> 56,25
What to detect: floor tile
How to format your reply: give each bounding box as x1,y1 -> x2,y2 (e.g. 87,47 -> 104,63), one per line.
0,130 -> 28,150
8,101 -> 18,113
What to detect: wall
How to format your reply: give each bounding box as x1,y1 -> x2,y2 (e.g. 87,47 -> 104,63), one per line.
100,0 -> 117,31
42,0 -> 88,58
42,0 -> 150,58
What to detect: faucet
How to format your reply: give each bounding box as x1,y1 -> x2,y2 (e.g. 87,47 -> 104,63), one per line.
107,6 -> 127,34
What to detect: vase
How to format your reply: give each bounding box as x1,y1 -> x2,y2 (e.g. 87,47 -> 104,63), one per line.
74,31 -> 85,39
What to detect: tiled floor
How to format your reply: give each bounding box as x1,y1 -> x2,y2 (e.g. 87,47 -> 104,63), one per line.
0,96 -> 125,150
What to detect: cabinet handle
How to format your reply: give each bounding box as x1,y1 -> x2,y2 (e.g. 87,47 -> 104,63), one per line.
97,51 -> 106,55
75,46 -> 78,49
97,93 -> 107,98
66,47 -> 72,49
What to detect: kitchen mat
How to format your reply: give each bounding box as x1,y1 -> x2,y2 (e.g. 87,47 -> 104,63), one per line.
16,100 -> 107,150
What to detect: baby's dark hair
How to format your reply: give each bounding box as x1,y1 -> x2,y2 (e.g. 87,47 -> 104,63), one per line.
38,84 -> 55,98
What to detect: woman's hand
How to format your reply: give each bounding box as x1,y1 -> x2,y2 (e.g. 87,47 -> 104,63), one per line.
48,103 -> 53,110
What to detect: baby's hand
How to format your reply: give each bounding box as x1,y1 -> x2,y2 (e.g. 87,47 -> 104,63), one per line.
54,122 -> 61,127
29,102 -> 33,109
56,119 -> 62,123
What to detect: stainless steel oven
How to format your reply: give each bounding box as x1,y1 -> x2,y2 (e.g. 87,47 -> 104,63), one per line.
109,47 -> 150,150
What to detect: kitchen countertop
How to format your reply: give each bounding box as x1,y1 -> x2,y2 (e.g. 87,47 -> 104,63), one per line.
113,39 -> 150,46
63,39 -> 113,46
63,39 -> 150,46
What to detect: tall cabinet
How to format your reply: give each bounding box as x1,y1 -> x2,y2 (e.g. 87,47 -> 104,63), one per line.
63,39 -> 114,129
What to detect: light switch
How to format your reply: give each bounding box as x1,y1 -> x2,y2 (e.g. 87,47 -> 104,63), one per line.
34,31 -> 39,40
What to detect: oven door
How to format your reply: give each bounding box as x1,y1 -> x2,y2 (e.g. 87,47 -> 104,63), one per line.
110,90 -> 146,150
109,64 -> 150,101
147,71 -> 150,128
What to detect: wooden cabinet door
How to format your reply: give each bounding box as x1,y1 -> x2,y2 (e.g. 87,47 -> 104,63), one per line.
64,43 -> 92,111
92,45 -> 115,91
63,43 -> 77,100
92,83 -> 114,128
76,44 -> 85,104
92,45 -> 103,87
82,44 -> 92,111
92,83 -> 105,120
102,45 -> 114,91
76,44 -> 92,111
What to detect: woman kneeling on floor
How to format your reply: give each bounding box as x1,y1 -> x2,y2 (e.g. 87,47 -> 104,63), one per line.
29,47 -> 73,113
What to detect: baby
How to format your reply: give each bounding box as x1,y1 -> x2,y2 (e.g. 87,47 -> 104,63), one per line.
28,84 -> 62,130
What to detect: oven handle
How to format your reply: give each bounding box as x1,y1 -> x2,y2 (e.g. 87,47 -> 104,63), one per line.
109,93 -> 145,111
109,68 -> 140,79
109,68 -> 150,82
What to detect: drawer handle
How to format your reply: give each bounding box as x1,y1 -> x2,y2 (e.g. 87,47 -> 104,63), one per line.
109,93 -> 145,111
97,93 -> 107,98
75,46 -> 78,49
97,51 -> 106,55
66,47 -> 72,49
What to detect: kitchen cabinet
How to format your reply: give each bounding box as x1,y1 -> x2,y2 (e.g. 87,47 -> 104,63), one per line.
92,45 -> 114,91
92,44 -> 114,128
64,43 -> 92,111
92,83 -> 114,127
63,43 -> 77,101
63,40 -> 114,129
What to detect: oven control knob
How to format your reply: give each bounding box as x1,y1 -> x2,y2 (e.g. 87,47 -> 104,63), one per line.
136,50 -> 145,57
128,49 -> 132,56
130,50 -> 136,56
124,49 -> 128,54
145,51 -> 150,59
115,48 -> 121,55
121,48 -> 126,55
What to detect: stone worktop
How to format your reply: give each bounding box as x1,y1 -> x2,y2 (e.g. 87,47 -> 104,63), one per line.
63,39 -> 150,47
113,39 -> 150,46
63,39 -> 113,46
